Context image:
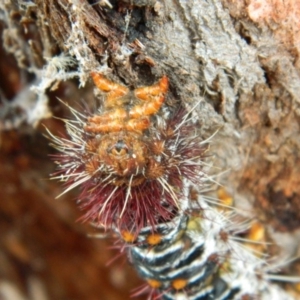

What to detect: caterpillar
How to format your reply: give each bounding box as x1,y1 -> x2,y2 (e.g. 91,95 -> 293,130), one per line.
50,72 -> 297,300
50,72 -> 208,234
119,195 -> 296,300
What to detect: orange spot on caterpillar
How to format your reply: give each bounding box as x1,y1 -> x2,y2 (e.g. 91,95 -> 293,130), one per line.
121,230 -> 136,243
147,279 -> 162,289
217,187 -> 233,207
171,278 -> 188,290
146,233 -> 162,245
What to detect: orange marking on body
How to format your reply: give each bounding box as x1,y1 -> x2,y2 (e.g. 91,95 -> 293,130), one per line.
172,278 -> 188,290
126,117 -> 150,132
91,72 -> 128,95
217,187 -> 233,207
121,230 -> 136,243
129,95 -> 165,118
147,279 -> 162,289
91,72 -> 129,109
159,75 -> 169,93
87,73 -> 168,134
131,76 -> 168,118
88,108 -> 127,123
245,221 -> 267,256
146,233 -> 162,245
135,76 -> 169,100
248,222 -> 265,242
85,120 -> 124,133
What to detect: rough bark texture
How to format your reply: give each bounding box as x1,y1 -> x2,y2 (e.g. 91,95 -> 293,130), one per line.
0,0 -> 300,299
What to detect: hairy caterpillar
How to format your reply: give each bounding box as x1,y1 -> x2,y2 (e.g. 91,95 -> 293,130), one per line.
118,195 -> 296,300
50,73 -> 297,300
49,73 -> 208,233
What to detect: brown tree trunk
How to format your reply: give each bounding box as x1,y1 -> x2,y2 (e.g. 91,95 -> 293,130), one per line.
0,0 -> 299,299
